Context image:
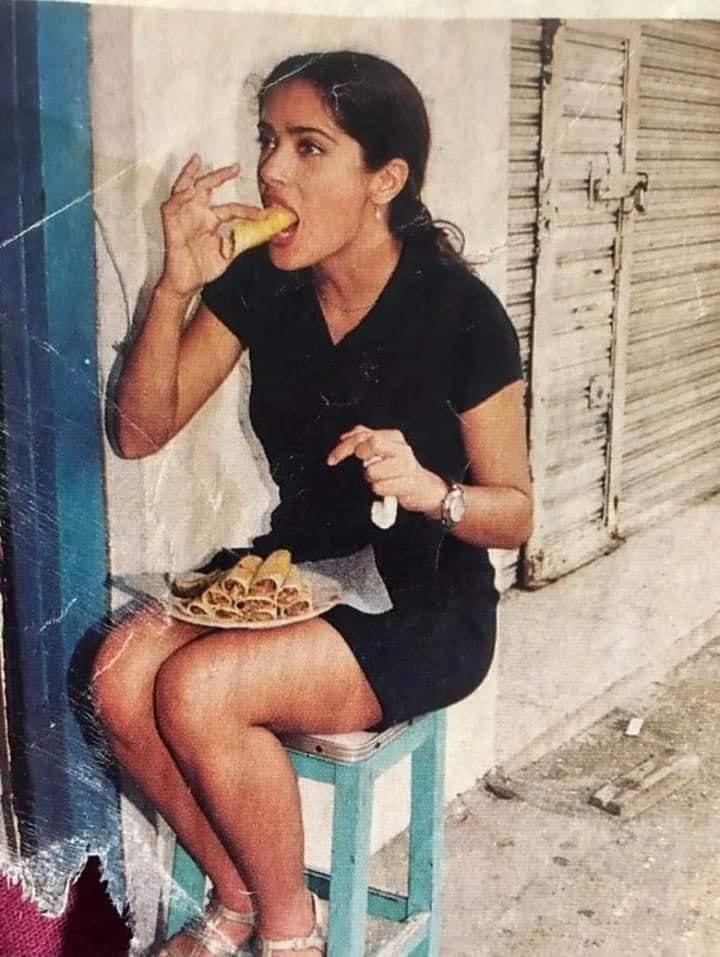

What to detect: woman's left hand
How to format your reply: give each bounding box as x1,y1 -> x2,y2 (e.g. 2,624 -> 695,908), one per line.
327,425 -> 448,516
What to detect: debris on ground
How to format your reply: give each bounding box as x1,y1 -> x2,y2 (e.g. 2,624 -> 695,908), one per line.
589,749 -> 700,818
624,716 -> 644,737
483,768 -> 522,801
448,797 -> 472,825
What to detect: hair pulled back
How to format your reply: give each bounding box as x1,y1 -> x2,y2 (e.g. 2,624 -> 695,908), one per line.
258,51 -> 465,264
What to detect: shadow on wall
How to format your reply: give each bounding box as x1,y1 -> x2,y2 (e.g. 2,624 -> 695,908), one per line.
101,151 -> 190,460
96,150 -> 279,566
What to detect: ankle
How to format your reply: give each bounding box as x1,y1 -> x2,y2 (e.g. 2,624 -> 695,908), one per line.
211,886 -> 256,917
258,887 -> 314,937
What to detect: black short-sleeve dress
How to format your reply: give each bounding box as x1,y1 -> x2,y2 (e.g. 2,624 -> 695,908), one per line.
200,241 -> 522,729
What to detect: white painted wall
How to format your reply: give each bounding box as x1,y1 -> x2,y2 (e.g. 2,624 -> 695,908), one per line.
90,7 -> 509,946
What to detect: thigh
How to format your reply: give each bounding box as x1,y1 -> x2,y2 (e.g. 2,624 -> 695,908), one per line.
158,617 -> 384,735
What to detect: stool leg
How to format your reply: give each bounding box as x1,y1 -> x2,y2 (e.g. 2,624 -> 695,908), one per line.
327,762 -> 373,957
408,711 -> 446,956
166,840 -> 206,937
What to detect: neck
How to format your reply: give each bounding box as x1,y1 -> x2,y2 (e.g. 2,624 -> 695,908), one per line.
313,232 -> 402,316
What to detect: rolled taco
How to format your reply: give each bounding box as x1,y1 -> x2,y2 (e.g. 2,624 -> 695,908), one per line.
280,599 -> 313,619
235,596 -> 277,614
276,565 -> 312,609
213,606 -> 246,623
241,606 -> 278,623
249,549 -> 291,597
235,597 -> 279,622
229,207 -> 297,258
178,598 -> 211,618
220,555 -> 263,600
203,584 -> 233,608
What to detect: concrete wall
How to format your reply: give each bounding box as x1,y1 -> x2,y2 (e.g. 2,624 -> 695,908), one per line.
90,7 -> 510,944
93,7 -> 509,575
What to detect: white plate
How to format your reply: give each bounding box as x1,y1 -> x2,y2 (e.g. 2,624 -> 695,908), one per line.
164,570 -> 342,630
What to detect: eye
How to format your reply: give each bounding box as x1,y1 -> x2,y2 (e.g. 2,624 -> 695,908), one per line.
256,131 -> 276,153
298,138 -> 323,157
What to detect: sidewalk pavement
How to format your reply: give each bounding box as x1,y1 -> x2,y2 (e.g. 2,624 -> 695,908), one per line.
495,494 -> 720,772
433,631 -> 720,956
372,494 -> 720,956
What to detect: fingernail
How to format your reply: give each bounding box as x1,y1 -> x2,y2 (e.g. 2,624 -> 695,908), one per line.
327,455 -> 336,466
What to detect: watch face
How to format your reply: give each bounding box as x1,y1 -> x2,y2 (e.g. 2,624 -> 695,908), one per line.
448,489 -> 466,523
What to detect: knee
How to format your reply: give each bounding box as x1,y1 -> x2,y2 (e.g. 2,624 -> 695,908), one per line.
91,609 -> 159,744
154,646 -> 213,755
154,643 -> 261,763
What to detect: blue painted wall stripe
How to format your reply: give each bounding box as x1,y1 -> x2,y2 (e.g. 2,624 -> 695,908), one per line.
1,0 -> 63,825
0,0 -> 123,904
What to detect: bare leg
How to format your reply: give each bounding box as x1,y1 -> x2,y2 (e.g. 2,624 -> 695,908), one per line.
154,617 -> 383,957
92,604 -> 256,953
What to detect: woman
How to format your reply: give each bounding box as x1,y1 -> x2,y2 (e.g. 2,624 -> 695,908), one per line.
92,51 -> 532,957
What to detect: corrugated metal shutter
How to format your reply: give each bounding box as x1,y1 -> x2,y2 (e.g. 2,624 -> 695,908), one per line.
522,21 -> 643,585
621,21 -> 720,534
499,19 -> 542,590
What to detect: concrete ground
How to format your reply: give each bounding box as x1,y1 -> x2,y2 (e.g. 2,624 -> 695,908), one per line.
372,632 -> 720,956
440,632 -> 720,956
368,496 -> 720,956
494,496 -> 720,773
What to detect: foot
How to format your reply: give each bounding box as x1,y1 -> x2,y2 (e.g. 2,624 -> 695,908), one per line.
156,893 -> 255,956
252,891 -> 326,956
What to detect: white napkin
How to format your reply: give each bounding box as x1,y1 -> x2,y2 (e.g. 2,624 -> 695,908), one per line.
299,544 -> 392,615
112,544 -> 393,616
371,495 -> 398,530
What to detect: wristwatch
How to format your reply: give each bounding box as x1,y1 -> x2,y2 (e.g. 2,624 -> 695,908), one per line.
440,481 -> 466,529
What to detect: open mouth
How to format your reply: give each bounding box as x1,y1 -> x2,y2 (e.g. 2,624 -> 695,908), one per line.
260,196 -> 298,241
227,205 -> 299,259
269,212 -> 299,246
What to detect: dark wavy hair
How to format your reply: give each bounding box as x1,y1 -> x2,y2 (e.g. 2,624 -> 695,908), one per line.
258,51 -> 467,265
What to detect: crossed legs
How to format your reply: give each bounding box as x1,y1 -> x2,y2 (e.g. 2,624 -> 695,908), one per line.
91,602 -> 382,956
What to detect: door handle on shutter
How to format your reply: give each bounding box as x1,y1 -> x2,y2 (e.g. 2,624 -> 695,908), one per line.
631,172 -> 650,214
589,162 -> 650,214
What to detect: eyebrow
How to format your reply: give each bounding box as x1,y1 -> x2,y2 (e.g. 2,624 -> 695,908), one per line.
257,120 -> 338,144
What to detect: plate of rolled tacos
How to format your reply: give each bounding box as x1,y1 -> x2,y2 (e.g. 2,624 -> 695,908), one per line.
165,549 -> 342,628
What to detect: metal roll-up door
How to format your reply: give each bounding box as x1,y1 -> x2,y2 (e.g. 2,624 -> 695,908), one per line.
620,21 -> 720,535
499,19 -> 542,590
522,21 -> 645,585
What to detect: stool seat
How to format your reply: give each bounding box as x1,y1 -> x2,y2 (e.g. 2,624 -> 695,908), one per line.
281,722 -> 410,763
167,711 -> 445,956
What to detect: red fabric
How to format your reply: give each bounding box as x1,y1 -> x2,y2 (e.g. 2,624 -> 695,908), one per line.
0,858 -> 131,957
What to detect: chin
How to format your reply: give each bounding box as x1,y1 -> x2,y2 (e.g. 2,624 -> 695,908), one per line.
267,248 -> 301,271
268,238 -> 336,272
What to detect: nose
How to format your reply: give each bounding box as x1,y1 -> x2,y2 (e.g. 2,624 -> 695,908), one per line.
258,142 -> 292,189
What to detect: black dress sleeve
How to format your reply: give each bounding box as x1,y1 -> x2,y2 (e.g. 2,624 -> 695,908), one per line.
200,247 -> 265,347
450,280 -> 524,414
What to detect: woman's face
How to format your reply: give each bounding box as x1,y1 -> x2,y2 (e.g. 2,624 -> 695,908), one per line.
257,79 -> 380,271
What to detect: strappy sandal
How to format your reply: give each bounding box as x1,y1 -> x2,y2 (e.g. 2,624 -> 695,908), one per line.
156,892 -> 256,957
252,892 -> 327,956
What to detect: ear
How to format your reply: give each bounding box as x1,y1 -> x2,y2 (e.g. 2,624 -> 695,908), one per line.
370,158 -> 409,207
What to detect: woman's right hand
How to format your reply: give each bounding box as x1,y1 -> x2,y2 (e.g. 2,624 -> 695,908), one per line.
159,154 -> 265,298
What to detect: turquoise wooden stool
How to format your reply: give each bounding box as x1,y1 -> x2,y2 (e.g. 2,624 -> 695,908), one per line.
167,709 -> 446,956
